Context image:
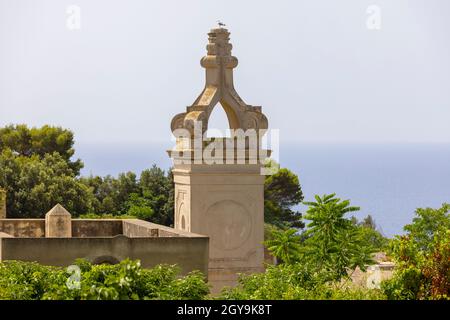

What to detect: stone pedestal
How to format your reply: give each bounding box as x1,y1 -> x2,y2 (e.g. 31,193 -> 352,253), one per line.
45,204 -> 72,238
172,162 -> 265,292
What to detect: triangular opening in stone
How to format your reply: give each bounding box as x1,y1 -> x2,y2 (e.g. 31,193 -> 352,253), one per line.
206,103 -> 231,138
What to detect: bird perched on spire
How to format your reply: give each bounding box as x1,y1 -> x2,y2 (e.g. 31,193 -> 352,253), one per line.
217,20 -> 226,28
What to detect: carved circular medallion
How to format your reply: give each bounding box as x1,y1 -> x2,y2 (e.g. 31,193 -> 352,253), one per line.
205,200 -> 251,251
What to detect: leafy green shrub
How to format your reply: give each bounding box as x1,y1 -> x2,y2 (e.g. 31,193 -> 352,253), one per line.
382,204 -> 450,300
0,259 -> 209,300
302,194 -> 376,281
264,194 -> 377,282
219,264 -> 385,300
126,205 -> 154,221
231,194 -> 390,300
0,261 -> 64,300
264,228 -> 302,264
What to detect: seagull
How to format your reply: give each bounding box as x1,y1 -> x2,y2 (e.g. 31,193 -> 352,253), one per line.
217,20 -> 226,28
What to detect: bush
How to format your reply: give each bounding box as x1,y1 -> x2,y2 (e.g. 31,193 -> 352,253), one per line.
0,259 -> 209,300
381,204 -> 450,300
0,261 -> 64,300
219,264 -> 385,300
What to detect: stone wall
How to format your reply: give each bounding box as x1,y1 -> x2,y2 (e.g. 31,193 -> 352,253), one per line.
122,219 -> 205,238
0,218 -> 209,276
123,220 -> 161,237
0,219 -> 125,238
0,235 -> 209,276
0,219 -> 45,237
72,219 -> 123,237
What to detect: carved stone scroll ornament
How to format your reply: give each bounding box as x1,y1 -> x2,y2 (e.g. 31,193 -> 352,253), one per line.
170,27 -> 268,137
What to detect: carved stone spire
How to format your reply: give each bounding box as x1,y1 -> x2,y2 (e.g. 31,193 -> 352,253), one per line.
168,27 -> 268,293
170,26 -> 268,135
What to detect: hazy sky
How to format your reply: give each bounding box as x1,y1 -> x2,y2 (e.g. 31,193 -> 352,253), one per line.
1,0 -> 449,146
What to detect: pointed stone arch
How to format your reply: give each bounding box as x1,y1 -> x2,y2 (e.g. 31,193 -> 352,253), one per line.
170,28 -> 268,136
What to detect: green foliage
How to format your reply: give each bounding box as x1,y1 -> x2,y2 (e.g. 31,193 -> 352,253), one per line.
0,149 -> 93,217
302,194 -> 376,281
4,124 -> 448,301
139,166 -> 174,226
0,261 -> 63,299
0,124 -> 83,174
264,168 -> 304,229
264,229 -> 302,264
403,204 -> 450,251
0,123 -> 174,221
219,264 -> 385,300
382,204 -> 450,300
256,194 -> 381,300
80,165 -> 174,225
303,194 -> 360,244
353,215 -> 389,251
125,193 -> 154,220
0,260 -> 209,300
357,224 -> 388,251
79,172 -> 138,215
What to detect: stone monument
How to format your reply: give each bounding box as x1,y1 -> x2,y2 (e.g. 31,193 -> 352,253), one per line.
168,26 -> 270,291
45,204 -> 72,238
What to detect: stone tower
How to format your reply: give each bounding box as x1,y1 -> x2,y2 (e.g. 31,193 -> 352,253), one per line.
168,26 -> 270,291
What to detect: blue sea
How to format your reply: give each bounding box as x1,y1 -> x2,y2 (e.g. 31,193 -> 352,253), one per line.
77,143 -> 450,237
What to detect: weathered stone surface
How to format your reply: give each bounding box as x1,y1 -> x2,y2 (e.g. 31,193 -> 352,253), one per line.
172,165 -> 265,293
71,219 -> 123,237
0,219 -> 45,237
0,235 -> 209,276
45,204 -> 72,238
0,232 -> 13,238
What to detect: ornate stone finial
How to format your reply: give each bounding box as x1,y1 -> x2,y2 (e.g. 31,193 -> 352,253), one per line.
45,204 -> 72,238
170,26 -> 268,136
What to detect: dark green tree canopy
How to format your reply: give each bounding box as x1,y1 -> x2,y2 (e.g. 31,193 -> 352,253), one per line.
264,168 -> 304,229
0,149 -> 92,218
403,204 -> 450,251
382,204 -> 450,300
0,124 -> 83,174
79,165 -> 174,225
